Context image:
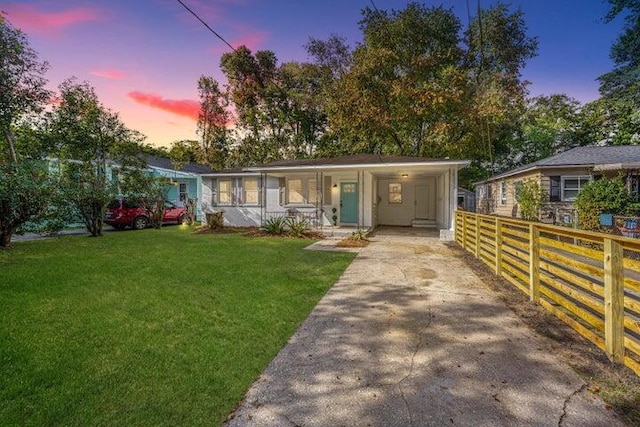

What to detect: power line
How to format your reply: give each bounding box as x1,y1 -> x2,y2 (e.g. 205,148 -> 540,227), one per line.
176,0 -> 236,52
369,0 -> 379,12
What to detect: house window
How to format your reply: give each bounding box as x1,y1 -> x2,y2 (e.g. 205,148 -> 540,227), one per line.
629,175 -> 640,201
218,179 -> 232,205
243,178 -> 259,205
287,179 -> 304,204
549,176 -> 561,202
179,183 -> 188,201
513,181 -> 523,202
284,177 -> 321,205
561,176 -> 590,201
500,182 -> 507,205
389,183 -> 402,204
307,179 -> 319,204
487,184 -> 493,200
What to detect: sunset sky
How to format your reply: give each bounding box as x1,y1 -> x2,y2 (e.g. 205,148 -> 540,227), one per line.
2,0 -> 625,148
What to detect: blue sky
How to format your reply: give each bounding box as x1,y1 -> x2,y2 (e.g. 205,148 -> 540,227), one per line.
2,0 -> 625,147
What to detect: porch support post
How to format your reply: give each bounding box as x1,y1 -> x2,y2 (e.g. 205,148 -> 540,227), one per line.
318,171 -> 323,229
357,170 -> 362,229
260,172 -> 266,226
451,167 -> 458,230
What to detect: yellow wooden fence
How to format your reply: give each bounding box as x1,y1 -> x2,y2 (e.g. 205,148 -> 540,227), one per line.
455,211 -> 640,376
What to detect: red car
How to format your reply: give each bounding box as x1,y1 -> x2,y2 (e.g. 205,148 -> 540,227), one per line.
105,199 -> 186,230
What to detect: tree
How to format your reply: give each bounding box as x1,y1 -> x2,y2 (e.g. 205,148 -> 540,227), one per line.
221,46 -> 331,165
315,2 -> 537,167
0,15 -> 51,164
578,96 -> 640,145
326,3 -> 466,157
463,2 -> 538,171
197,76 -> 231,170
167,139 -> 199,170
0,161 -> 54,247
0,16 -> 54,247
507,94 -> 582,168
590,0 -> 640,145
120,170 -> 169,229
48,79 -> 145,237
598,0 -> 640,101
305,34 -> 352,79
221,46 -> 279,165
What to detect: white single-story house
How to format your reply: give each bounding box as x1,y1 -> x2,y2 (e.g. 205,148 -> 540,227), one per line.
201,154 -> 469,239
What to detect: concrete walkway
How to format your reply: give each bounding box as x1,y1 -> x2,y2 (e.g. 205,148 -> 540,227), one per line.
225,229 -> 622,426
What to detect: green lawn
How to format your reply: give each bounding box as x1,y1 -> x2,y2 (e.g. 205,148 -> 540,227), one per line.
0,226 -> 355,426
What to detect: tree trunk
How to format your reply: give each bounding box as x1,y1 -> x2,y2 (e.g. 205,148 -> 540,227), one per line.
3,129 -> 18,164
0,227 -> 14,248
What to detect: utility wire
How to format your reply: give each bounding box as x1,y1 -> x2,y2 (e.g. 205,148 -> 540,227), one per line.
369,0 -> 379,11
176,0 -> 236,52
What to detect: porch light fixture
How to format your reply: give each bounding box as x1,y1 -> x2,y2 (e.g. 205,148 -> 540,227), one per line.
333,183 -> 337,188
401,174 -> 409,178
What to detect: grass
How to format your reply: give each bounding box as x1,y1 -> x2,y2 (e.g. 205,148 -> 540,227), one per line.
0,226 -> 355,426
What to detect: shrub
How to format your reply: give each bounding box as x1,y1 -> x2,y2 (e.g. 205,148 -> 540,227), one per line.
351,229 -> 368,240
205,211 -> 225,230
263,216 -> 287,235
575,175 -> 631,232
517,180 -> 547,222
286,217 -> 309,238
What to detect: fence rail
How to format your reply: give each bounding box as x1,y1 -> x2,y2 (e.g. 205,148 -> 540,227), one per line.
455,211 -> 640,376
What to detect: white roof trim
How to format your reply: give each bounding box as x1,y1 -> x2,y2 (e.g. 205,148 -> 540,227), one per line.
200,171 -> 262,177
148,165 -> 199,177
594,162 -> 640,171
246,160 -> 470,172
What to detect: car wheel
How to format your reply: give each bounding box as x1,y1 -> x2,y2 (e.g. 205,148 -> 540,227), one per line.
178,214 -> 186,224
133,216 -> 148,230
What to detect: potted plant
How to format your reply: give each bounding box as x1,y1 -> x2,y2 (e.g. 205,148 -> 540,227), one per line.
331,207 -> 338,226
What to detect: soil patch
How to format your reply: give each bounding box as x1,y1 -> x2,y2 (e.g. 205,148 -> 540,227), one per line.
336,238 -> 370,248
193,226 -> 323,239
447,243 -> 640,426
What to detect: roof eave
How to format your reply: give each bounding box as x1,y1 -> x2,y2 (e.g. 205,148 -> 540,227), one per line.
246,160 -> 470,172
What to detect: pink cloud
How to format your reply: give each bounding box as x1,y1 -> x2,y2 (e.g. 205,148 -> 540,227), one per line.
91,69 -> 126,80
128,91 -> 200,121
210,29 -> 269,55
2,4 -> 101,35
231,30 -> 269,51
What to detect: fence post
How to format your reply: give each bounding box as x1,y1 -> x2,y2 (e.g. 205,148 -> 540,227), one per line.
529,224 -> 540,302
475,215 -> 481,258
495,218 -> 502,275
604,237 -> 624,363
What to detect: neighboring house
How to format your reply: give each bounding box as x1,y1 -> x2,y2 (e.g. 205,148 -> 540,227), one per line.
475,145 -> 640,223
201,154 -> 469,238
144,156 -> 213,220
48,155 -> 213,221
457,187 -> 476,212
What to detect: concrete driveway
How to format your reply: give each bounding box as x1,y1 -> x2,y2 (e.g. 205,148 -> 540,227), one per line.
225,228 -> 622,426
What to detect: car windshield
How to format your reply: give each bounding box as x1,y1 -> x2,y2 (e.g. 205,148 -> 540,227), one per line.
106,200 -> 121,209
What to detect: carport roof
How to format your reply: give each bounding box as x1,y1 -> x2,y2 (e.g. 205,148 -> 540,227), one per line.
247,154 -> 469,171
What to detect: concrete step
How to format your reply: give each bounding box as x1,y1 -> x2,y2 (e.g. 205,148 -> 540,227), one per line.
412,219 -> 436,228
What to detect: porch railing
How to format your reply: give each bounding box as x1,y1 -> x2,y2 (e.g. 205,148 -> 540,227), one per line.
264,209 -> 322,228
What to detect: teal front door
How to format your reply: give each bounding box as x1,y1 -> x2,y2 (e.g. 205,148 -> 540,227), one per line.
340,182 -> 358,223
